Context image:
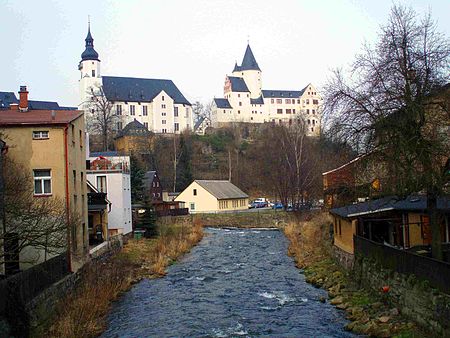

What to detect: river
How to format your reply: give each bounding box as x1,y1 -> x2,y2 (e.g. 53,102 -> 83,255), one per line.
102,228 -> 353,337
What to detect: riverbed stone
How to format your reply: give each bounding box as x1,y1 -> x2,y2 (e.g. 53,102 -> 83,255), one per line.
330,296 -> 344,305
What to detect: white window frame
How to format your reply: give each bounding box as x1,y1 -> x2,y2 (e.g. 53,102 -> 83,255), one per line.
33,169 -> 52,195
32,131 -> 49,140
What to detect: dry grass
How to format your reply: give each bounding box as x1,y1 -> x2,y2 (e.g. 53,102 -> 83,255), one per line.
283,212 -> 332,268
46,218 -> 204,338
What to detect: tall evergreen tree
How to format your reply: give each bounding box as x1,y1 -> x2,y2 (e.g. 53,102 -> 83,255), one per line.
138,196 -> 157,238
130,155 -> 146,204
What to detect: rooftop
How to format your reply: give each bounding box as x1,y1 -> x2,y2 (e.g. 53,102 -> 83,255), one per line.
102,76 -> 191,105
0,109 -> 83,126
195,180 -> 248,200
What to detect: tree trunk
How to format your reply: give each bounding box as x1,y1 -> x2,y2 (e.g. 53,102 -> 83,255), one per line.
428,192 -> 442,260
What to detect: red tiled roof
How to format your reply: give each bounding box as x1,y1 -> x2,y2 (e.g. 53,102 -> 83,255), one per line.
0,109 -> 83,126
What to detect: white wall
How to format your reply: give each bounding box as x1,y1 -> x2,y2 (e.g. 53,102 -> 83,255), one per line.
86,172 -> 132,235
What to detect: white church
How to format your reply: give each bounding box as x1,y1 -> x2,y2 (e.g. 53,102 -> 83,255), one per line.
211,44 -> 322,136
78,25 -> 193,134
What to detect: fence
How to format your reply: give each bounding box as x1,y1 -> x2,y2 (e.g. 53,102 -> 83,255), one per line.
156,208 -> 189,217
354,235 -> 450,294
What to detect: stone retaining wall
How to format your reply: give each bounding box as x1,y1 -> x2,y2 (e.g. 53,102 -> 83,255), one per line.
353,255 -> 450,335
333,245 -> 354,269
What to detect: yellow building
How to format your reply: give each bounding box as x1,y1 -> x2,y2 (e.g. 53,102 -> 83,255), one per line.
114,119 -> 154,155
330,196 -> 450,255
0,86 -> 88,273
175,180 -> 249,213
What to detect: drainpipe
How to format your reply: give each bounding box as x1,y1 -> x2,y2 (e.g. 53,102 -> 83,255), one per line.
64,125 -> 72,272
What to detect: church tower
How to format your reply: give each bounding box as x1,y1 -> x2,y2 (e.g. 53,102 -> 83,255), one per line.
238,44 -> 262,99
78,22 -> 101,109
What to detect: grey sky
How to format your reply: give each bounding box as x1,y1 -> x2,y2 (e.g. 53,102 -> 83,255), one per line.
1,0 -> 449,107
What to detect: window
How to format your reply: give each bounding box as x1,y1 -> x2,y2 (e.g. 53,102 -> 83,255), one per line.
277,109 -> 283,114
271,99 -> 274,103
306,109 -> 310,114
297,99 -> 300,104
286,99 -> 291,104
32,131 -> 49,139
174,107 -> 178,117
130,105 -> 135,115
162,128 -> 167,133
276,99 -> 282,104
73,170 -> 76,188
238,94 -> 240,98
142,106 -> 148,116
338,219 -> 342,236
92,70 -> 95,77
162,120 -> 166,124
313,99 -> 319,104
239,102 -> 242,106
162,104 -> 166,109
308,119 -> 311,125
174,123 -> 179,132
79,130 -> 83,148
116,105 -> 122,115
293,109 -> 296,113
306,99 -> 310,104
144,122 -> 148,129
286,109 -> 291,114
117,122 -> 123,130
193,189 -> 197,196
312,109 -> 316,114
162,112 -> 167,116
97,176 -> 107,193
34,169 -> 51,195
162,95 -> 165,101
190,203 -> 195,211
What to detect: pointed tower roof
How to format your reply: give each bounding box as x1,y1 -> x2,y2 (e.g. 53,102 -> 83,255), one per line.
81,22 -> 99,61
233,61 -> 241,73
240,44 -> 261,71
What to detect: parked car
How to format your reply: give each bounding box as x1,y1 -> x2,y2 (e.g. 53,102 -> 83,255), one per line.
249,201 -> 268,209
272,202 -> 284,210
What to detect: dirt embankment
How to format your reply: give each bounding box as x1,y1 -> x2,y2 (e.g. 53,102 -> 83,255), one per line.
282,212 -> 428,338
44,217 -> 204,338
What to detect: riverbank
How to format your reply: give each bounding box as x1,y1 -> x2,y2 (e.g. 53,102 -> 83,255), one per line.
44,217 -> 203,338
283,212 -> 429,337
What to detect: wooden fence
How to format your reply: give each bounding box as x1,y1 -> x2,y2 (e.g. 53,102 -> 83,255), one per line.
354,235 -> 450,294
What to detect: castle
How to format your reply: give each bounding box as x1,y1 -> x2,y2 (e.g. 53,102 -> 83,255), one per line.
212,44 -> 322,136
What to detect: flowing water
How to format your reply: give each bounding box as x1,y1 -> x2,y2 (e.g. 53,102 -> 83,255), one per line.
102,228 -> 354,337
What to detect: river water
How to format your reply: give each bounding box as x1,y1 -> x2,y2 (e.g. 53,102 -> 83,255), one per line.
102,228 -> 353,337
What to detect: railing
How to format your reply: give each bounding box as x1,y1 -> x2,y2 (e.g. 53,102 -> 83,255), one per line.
88,192 -> 108,207
156,208 -> 189,217
354,235 -> 450,294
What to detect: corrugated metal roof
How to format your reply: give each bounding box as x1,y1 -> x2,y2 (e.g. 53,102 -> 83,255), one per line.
330,196 -> 450,218
195,180 -> 248,200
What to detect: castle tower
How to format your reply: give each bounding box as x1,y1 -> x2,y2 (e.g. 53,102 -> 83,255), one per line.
78,22 -> 101,109
238,44 -> 262,99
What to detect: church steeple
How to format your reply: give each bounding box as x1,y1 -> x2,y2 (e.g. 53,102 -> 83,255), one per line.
81,21 -> 99,61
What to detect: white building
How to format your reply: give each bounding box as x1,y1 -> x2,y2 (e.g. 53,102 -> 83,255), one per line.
78,24 -> 193,134
86,154 -> 132,236
211,44 -> 322,136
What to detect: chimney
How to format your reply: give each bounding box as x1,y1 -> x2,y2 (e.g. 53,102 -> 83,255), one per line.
19,86 -> 29,112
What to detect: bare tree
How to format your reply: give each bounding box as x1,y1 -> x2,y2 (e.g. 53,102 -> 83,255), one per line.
324,4 -> 450,259
85,85 -> 118,151
1,158 -> 79,274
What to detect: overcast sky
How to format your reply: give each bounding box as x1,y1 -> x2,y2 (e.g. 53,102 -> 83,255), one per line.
1,0 -> 449,107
